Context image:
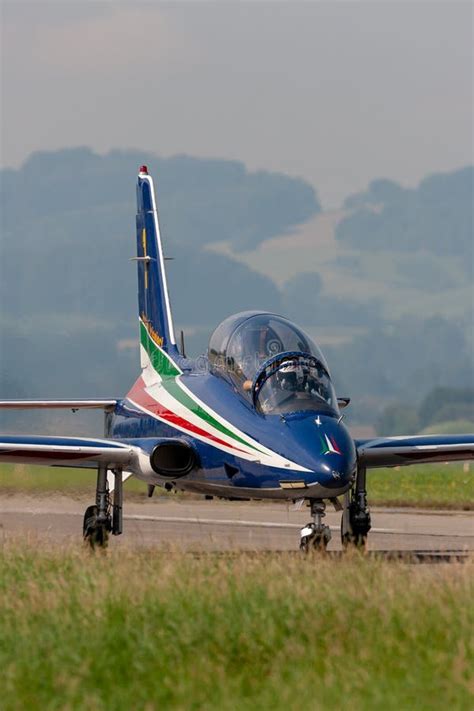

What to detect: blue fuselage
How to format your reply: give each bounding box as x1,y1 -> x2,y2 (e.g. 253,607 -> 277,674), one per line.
110,355 -> 357,500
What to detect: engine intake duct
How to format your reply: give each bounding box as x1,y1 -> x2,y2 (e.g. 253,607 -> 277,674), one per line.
150,441 -> 196,478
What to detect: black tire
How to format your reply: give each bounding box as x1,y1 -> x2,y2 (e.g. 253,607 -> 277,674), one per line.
300,536 -> 311,553
341,518 -> 367,550
83,505 -> 97,537
311,534 -> 329,552
89,525 -> 109,549
300,534 -> 330,554
83,504 -> 109,549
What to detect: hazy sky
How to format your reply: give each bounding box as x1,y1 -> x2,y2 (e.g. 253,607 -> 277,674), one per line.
1,1 -> 472,206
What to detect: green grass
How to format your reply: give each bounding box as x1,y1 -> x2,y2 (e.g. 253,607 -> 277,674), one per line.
0,547 -> 472,711
368,463 -> 473,510
419,420 -> 474,435
0,462 -> 472,509
0,464 -> 146,497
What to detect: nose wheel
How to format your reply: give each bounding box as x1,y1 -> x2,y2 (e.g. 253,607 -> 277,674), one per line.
300,500 -> 331,552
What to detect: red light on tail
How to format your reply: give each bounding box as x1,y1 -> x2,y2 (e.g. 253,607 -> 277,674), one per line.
139,165 -> 149,174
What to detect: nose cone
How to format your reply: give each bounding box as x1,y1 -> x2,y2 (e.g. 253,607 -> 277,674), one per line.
282,413 -> 356,489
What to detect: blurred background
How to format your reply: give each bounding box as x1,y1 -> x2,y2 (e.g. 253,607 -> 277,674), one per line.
1,1 -> 473,437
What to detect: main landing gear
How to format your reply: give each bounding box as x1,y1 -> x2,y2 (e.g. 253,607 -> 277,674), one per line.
299,500 -> 332,552
83,465 -> 124,549
341,466 -> 371,550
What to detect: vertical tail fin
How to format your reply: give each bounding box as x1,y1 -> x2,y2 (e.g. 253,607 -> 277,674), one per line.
135,166 -> 178,367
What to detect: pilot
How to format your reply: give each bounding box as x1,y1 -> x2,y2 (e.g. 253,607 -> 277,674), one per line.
256,361 -> 303,414
275,359 -> 330,404
277,361 -> 308,394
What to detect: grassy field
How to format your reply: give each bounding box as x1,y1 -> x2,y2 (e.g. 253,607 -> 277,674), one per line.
0,462 -> 472,509
0,464 -> 146,496
0,547 -> 472,711
367,463 -> 473,510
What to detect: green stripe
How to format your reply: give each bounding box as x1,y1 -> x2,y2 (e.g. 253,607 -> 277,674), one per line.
140,321 -> 264,454
319,434 -> 330,455
164,380 -> 263,454
140,322 -> 181,378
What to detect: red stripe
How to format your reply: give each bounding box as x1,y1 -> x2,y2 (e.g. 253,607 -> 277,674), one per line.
127,378 -> 248,454
0,451 -> 91,460
329,436 -> 342,455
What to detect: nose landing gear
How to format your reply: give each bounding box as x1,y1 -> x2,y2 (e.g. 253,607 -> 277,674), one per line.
300,500 -> 332,552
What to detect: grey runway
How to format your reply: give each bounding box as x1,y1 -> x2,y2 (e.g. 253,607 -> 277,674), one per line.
0,495 -> 472,553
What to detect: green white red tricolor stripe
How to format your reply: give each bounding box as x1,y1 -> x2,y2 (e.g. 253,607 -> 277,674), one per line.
125,319 -> 311,471
320,433 -> 342,456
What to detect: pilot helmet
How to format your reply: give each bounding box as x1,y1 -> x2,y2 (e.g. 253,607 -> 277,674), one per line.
276,361 -> 306,391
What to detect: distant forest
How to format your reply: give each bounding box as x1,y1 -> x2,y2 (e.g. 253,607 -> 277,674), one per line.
0,149 -> 472,432
339,168 -> 473,274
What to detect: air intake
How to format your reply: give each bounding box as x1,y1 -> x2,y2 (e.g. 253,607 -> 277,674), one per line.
150,441 -> 196,478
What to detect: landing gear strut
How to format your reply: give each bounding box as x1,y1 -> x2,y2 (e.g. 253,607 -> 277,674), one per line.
300,500 -> 332,552
83,466 -> 123,548
341,466 -> 371,549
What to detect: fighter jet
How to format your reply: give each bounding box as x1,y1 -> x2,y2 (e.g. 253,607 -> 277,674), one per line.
1,166 -> 472,550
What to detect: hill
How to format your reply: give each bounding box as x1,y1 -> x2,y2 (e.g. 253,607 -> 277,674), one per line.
207,166 -> 473,325
0,148 -> 321,326
0,150 -> 472,429
338,168 -> 473,266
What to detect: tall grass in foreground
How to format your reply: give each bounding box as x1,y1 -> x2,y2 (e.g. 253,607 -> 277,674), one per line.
0,547 -> 472,710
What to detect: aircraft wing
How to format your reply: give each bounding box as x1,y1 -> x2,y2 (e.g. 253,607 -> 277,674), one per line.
0,435 -> 137,468
356,434 -> 474,468
0,400 -> 117,410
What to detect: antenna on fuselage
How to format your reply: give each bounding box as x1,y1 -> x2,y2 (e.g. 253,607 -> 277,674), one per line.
180,329 -> 187,358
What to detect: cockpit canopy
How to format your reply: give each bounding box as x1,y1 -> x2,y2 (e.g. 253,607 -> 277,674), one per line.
208,312 -> 337,415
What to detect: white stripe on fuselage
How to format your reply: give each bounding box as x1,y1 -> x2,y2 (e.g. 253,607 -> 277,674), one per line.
138,346 -> 311,471
127,396 -> 263,462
